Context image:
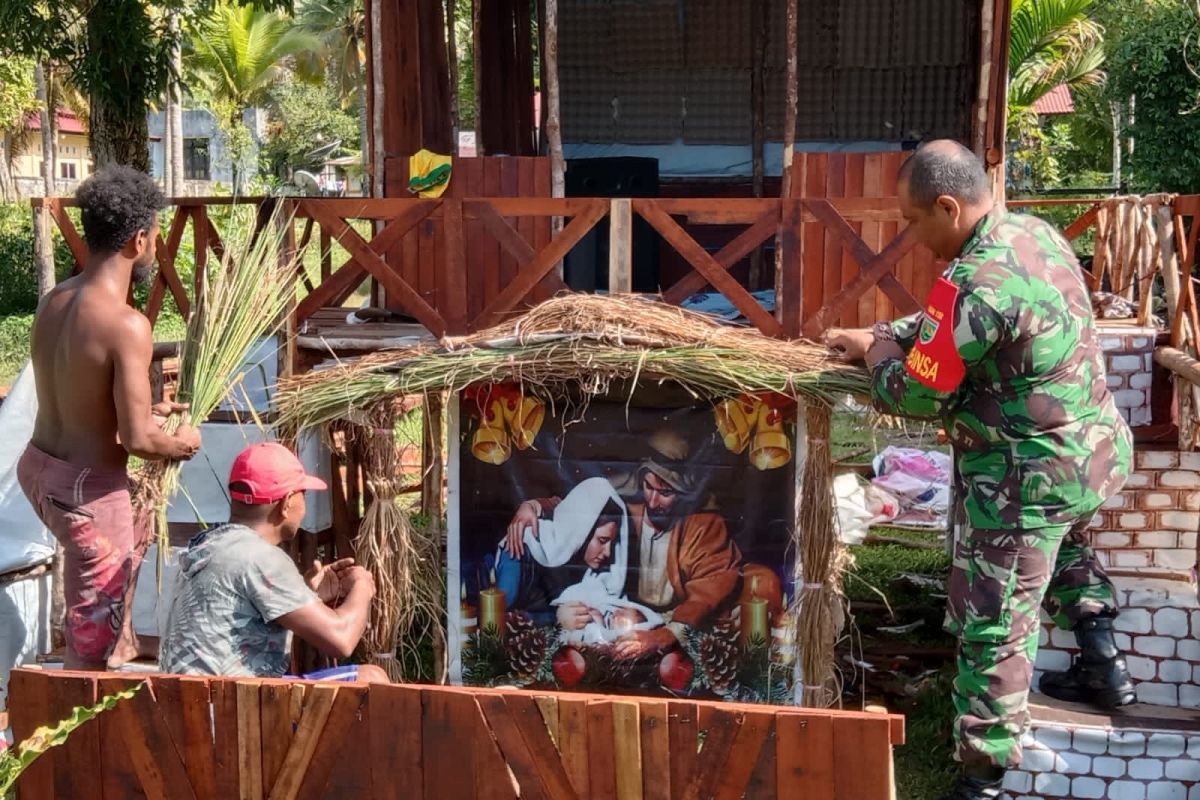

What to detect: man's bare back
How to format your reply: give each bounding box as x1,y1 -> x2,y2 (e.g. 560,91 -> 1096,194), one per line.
30,274 -> 157,471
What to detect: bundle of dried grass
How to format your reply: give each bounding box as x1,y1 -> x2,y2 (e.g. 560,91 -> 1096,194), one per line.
277,294 -> 868,434
793,402 -> 850,708
347,403 -> 407,681
134,203 -> 299,554
347,402 -> 446,682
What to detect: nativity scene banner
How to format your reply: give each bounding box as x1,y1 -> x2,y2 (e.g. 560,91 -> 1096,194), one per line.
448,383 -> 800,704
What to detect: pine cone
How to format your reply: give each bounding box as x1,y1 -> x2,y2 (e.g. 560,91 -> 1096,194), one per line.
505,612 -> 550,681
699,634 -> 740,691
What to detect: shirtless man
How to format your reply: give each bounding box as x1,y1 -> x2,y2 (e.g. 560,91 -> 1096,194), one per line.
17,166 -> 201,671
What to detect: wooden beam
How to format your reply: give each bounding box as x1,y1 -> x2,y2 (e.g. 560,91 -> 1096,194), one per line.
636,200 -> 782,337
608,199 -> 633,294
1157,347 -> 1200,387
300,200 -> 447,336
805,198 -> 920,315
470,201 -> 538,264
663,208 -> 780,306
474,200 -> 608,329
802,228 -> 919,339
46,197 -> 89,270
1062,203 -> 1102,242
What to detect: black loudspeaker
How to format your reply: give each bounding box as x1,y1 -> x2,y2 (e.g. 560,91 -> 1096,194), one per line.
563,157 -> 660,292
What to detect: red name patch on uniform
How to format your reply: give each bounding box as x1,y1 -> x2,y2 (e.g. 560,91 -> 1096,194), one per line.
904,277 -> 966,392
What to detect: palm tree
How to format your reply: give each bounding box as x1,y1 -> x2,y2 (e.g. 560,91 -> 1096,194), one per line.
295,0 -> 367,176
186,2 -> 319,189
295,0 -> 365,107
1007,0 -> 1106,140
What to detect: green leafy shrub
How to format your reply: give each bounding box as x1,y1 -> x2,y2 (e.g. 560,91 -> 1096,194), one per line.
0,204 -> 73,316
0,314 -> 33,387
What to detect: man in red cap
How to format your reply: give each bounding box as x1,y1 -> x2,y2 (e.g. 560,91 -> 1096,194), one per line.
159,442 -> 387,682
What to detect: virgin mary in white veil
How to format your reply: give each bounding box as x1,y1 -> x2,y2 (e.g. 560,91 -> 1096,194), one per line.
500,476 -> 662,644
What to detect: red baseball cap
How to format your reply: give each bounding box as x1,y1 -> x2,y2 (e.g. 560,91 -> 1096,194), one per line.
228,442 -> 327,505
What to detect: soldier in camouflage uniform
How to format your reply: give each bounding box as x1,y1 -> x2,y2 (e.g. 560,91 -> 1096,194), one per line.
829,141 -> 1135,800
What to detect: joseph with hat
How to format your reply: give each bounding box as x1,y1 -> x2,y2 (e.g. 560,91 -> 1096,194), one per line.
505,430 -> 743,661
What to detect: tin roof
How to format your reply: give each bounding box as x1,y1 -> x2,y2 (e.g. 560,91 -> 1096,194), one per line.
1033,85 -> 1075,115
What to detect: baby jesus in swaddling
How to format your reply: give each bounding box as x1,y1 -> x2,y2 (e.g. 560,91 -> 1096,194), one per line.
498,477 -> 663,646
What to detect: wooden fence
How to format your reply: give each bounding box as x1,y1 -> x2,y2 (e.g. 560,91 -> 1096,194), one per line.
9,668 -> 904,800
33,178 -> 1200,346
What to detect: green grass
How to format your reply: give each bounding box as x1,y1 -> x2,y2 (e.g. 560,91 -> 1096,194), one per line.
895,669 -> 959,799
845,528 -> 957,798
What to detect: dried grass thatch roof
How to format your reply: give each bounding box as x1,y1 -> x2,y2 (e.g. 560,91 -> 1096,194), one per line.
276,294 -> 869,432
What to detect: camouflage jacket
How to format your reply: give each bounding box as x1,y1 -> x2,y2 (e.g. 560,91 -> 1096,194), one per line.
871,208 -> 1132,529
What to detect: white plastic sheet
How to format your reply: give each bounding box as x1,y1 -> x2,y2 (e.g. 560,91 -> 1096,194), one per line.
0,363 -> 56,574
0,570 -> 52,712
166,424 -> 332,533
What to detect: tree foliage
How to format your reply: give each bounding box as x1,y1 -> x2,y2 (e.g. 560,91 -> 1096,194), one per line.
261,76 -> 358,177
295,0 -> 365,106
0,57 -> 39,133
185,1 -> 318,189
1103,0 -> 1200,193
186,2 -> 318,125
0,0 -> 293,170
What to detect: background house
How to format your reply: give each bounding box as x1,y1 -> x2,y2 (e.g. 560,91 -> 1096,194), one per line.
147,107 -> 268,195
11,110 -> 101,196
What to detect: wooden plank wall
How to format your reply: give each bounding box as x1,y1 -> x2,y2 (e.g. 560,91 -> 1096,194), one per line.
9,668 -> 904,800
382,156 -> 554,325
791,151 -> 944,327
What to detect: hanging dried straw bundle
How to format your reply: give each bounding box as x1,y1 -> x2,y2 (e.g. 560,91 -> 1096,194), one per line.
793,401 -> 850,708
276,294 -> 870,433
348,402 -> 409,681
346,401 -> 446,681
133,203 -> 299,554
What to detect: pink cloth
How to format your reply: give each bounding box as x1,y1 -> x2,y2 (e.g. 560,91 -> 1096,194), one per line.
17,445 -> 147,661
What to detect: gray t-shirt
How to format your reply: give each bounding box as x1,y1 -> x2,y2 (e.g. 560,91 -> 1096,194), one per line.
159,523 -> 318,678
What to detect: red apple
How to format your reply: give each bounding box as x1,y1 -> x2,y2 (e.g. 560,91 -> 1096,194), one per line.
552,646 -> 586,688
658,650 -> 694,692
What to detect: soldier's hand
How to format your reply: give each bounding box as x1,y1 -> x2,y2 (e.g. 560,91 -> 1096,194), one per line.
825,328 -> 873,362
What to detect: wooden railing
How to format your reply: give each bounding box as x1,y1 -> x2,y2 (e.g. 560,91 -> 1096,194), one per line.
35,191 -> 1200,345
9,667 -> 905,800
33,194 -> 927,341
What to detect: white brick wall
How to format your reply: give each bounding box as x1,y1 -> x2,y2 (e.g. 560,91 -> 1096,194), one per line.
1088,450 -> 1200,579
1034,579 -> 1200,710
1101,327 -> 1157,427
1002,723 -> 1200,800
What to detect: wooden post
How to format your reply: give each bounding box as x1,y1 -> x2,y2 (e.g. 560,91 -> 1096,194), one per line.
749,0 -> 767,291
1160,201 -> 1185,346
608,199 -> 633,294
972,0 -> 995,160
446,0 -> 460,152
545,0 -> 566,243
773,0 -> 799,315
167,11 -> 184,198
367,0 -> 385,198
472,0 -> 485,156
276,200 -> 298,381
421,392 -> 447,681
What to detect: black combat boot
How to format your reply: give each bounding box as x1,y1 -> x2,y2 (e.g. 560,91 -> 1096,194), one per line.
937,764 -> 1006,800
1039,615 -> 1137,709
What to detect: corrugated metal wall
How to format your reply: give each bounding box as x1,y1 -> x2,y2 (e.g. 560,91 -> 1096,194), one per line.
560,0 -> 980,147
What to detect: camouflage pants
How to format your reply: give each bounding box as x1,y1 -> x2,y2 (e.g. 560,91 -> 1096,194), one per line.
946,513 -> 1118,769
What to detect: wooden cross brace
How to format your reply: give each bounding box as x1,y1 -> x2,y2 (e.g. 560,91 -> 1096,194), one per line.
801,199 -> 921,340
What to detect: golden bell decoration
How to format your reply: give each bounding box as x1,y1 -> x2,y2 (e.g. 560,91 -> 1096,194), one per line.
472,398 -> 512,464
750,400 -> 791,471
714,397 -> 755,454
714,393 -> 795,470
465,383 -> 546,465
503,394 -> 546,451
